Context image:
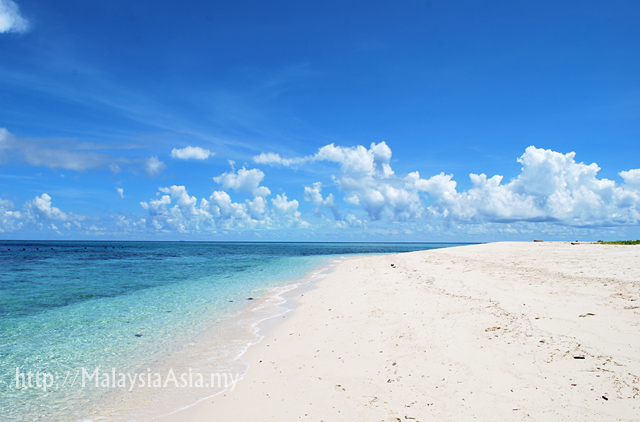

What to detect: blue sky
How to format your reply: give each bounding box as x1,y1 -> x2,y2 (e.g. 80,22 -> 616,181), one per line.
1,0 -> 639,241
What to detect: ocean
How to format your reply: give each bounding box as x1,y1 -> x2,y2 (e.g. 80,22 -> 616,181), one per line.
0,241 -> 468,421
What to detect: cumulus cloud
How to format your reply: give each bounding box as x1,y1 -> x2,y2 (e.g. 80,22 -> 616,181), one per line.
272,193 -> 300,216
4,138 -> 638,237
304,182 -> 341,220
0,193 -> 85,233
213,166 -> 271,197
620,169 -> 640,187
271,194 -> 306,228
24,193 -> 69,221
145,156 -> 166,176
256,142 -> 413,221
0,197 -> 21,232
139,179 -> 306,233
0,0 -> 29,34
257,143 -> 640,228
140,185 -> 215,232
254,141 -> 394,178
170,146 -> 213,160
408,146 -> 640,226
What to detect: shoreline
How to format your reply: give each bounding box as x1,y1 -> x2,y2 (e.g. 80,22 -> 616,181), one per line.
83,256 -> 344,422
2,243 -> 457,422
155,241 -> 640,421
148,256 -> 347,420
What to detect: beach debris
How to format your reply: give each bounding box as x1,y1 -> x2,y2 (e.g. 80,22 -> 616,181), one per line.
573,355 -> 585,359
579,313 -> 595,317
391,263 -> 396,268
485,326 -> 501,332
134,333 -> 143,337
602,395 -> 608,400
247,297 -> 254,300
533,240 -> 544,242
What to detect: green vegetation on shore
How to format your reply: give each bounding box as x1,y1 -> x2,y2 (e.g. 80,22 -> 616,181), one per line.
598,240 -> 640,245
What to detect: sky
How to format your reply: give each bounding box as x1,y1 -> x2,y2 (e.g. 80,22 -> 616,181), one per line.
0,0 -> 639,242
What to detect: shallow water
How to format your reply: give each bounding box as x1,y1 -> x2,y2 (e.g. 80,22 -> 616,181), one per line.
0,241 -> 468,421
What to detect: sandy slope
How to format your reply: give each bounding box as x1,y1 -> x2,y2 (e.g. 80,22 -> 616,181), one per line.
155,242 -> 640,421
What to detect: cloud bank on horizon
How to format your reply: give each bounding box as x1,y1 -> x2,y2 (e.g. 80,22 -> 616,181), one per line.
1,129 -> 638,239
254,142 -> 640,228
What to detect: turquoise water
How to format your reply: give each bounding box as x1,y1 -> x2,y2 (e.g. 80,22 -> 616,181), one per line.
0,241 -> 468,421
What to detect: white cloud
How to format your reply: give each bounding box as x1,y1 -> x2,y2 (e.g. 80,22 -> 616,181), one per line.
139,182 -> 306,233
246,195 -> 268,220
272,193 -> 300,217
254,141 -> 394,178
344,213 -> 363,228
207,190 -> 250,221
140,187 -> 207,233
408,146 -> 640,226
256,142 -> 416,221
0,198 -> 21,232
258,143 -> 640,228
25,193 -> 70,221
145,156 -> 166,176
0,193 -> 86,233
213,166 -> 271,197
271,193 -> 306,227
3,139 -> 637,238
0,0 -> 29,34
170,146 -> 213,160
253,152 -> 306,167
620,169 -> 640,187
303,182 -> 341,220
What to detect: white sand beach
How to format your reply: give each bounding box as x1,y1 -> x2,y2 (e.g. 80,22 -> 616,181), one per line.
156,242 -> 640,421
